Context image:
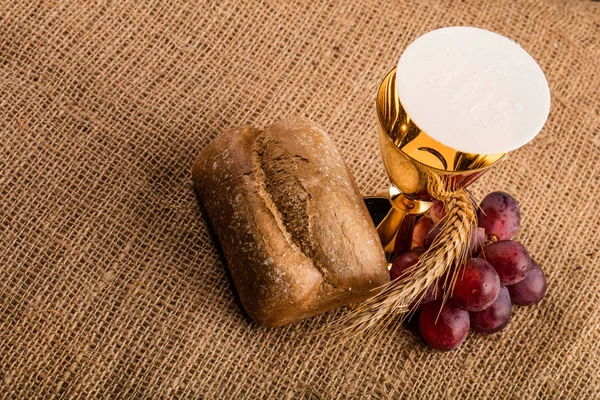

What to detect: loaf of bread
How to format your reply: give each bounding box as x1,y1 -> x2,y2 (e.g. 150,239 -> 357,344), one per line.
193,117 -> 388,327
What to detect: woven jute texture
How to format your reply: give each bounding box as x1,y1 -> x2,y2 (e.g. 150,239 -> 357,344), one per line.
1,0 -> 599,398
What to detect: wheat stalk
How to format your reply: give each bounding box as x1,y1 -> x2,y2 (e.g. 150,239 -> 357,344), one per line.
331,187 -> 476,337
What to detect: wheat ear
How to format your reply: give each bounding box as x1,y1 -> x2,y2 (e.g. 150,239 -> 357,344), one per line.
332,189 -> 476,336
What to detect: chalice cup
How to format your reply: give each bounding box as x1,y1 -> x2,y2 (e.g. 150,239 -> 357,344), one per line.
368,27 -> 551,262
373,67 -> 506,260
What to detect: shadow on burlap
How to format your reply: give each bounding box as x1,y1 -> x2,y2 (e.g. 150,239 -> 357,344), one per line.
1,0 -> 599,398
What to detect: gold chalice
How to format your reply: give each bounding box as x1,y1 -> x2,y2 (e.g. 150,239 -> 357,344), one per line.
365,27 -> 551,264
371,68 -> 505,260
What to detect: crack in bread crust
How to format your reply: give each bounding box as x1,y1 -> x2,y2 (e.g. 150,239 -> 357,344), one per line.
252,132 -> 335,289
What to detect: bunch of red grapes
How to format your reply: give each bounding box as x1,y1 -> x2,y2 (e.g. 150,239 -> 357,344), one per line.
391,191 -> 548,351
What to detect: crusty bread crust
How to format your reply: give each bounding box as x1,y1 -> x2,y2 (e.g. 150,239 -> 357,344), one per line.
193,117 -> 388,327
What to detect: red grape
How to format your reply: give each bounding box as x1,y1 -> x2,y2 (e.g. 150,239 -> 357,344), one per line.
390,249 -> 424,281
412,216 -> 434,248
478,191 -> 520,240
480,240 -> 532,285
418,279 -> 442,306
423,223 -> 442,249
390,248 -> 440,306
419,299 -> 470,351
470,285 -> 512,334
452,258 -> 501,311
507,260 -> 547,306
428,200 -> 446,224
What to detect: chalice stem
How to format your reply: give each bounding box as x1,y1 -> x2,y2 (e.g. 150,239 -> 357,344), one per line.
375,186 -> 432,261
376,206 -> 405,259
377,207 -> 421,262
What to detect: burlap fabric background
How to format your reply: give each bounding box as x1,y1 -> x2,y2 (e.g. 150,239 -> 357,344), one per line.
1,0 -> 599,398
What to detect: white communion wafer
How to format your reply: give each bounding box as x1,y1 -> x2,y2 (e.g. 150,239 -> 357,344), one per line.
396,26 -> 551,155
